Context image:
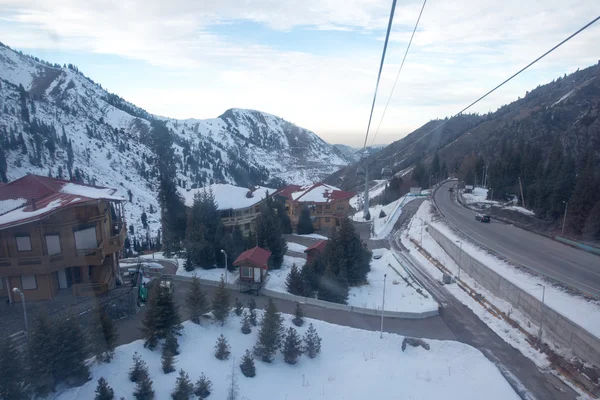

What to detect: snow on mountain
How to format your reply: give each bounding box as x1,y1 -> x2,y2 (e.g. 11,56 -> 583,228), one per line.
0,42 -> 351,240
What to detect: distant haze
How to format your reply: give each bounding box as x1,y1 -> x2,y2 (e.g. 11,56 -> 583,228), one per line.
2,0 -> 598,146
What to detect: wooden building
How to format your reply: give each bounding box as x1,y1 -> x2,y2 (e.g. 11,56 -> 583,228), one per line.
232,246 -> 271,284
304,240 -> 327,264
274,183 -> 355,231
0,175 -> 127,302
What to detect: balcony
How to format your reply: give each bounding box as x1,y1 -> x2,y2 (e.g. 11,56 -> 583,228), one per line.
105,223 -> 127,254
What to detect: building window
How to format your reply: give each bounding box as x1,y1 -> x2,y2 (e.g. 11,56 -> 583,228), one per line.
15,235 -> 32,252
21,275 -> 37,290
73,226 -> 98,250
244,208 -> 250,214
244,223 -> 251,230
336,204 -> 345,210
241,266 -> 252,278
325,217 -> 330,222
236,211 -> 242,218
325,204 -> 331,209
45,234 -> 61,255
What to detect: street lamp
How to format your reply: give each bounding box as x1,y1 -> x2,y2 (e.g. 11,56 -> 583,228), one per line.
455,240 -> 463,280
561,201 -> 568,236
220,249 -> 228,284
537,283 -> 546,341
380,274 -> 387,339
12,288 -> 28,333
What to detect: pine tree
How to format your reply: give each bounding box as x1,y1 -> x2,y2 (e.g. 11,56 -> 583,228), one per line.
301,258 -> 321,297
129,352 -> 148,383
215,334 -> 231,360
239,349 -> 256,377
285,263 -> 304,295
28,312 -> 57,396
185,276 -> 208,324
317,263 -> 349,304
226,357 -> 240,400
141,284 -> 182,349
234,298 -> 243,316
95,377 -> 115,400
303,323 -> 322,358
164,333 -> 180,355
54,316 -> 90,386
256,198 -> 287,269
254,299 -> 284,362
583,201 -> 600,241
133,373 -> 155,400
93,308 -> 118,363
248,297 -> 258,326
0,337 -> 28,400
171,369 -> 194,400
292,302 -> 305,327
162,349 -> 175,374
241,312 -> 252,334
212,278 -> 231,325
297,206 -> 314,234
379,209 -> 386,218
282,327 -> 303,364
194,373 -> 212,399
183,253 -> 194,272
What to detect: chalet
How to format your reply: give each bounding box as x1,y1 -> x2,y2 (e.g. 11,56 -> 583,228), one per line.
274,183 -> 355,231
181,184 -> 273,235
304,240 -> 327,264
0,175 -> 127,302
233,246 -> 271,284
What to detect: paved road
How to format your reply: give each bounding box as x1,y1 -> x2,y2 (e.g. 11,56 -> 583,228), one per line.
435,181 -> 600,298
390,233 -> 577,400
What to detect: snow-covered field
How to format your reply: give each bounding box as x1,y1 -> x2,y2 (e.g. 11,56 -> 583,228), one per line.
286,242 -> 308,253
265,255 -> 307,293
353,195 -> 419,239
405,201 -> 600,343
350,180 -> 387,209
291,233 -> 328,240
462,188 -> 534,216
52,316 -> 519,400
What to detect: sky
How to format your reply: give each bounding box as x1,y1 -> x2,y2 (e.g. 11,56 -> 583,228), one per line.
0,1 -> 598,147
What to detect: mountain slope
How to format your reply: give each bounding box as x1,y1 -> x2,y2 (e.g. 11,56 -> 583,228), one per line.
0,42 -> 350,239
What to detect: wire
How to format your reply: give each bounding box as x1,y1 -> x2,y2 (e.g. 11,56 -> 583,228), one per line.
371,0 -> 428,147
362,0 -> 399,150
407,15 -> 600,147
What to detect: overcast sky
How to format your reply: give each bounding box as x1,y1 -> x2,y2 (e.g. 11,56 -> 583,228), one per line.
1,0 -> 598,146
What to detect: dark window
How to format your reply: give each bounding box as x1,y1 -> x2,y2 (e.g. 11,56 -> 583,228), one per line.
325,217 -> 330,222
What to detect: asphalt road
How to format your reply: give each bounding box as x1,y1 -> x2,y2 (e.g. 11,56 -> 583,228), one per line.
435,181 -> 600,298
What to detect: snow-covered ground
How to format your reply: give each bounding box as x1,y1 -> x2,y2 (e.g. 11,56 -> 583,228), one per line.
349,180 -> 387,209
265,255 -> 306,293
286,242 -> 308,253
353,195 -> 420,239
52,316 -> 520,400
349,249 -> 438,313
462,188 -> 534,216
405,201 -> 600,344
291,233 -> 328,240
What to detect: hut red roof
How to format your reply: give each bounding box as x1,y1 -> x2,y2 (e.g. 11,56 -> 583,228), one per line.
233,246 -> 272,269
303,240 -> 327,253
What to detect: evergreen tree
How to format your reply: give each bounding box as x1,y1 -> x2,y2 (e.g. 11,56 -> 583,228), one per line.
248,297 -> 258,326
317,263 -> 349,304
214,334 -> 231,360
194,373 -> 212,399
230,226 -> 247,269
241,312 -> 252,334
141,284 -> 182,350
254,299 -> 284,362
0,145 -> 7,183
129,352 -> 148,382
431,152 -> 441,179
162,349 -> 175,374
95,377 -> 115,400
226,357 -> 240,400
303,323 -> 322,359
273,199 -> 293,234
54,316 -> 90,386
239,349 -> 256,377
285,263 -> 304,295
185,276 -> 208,324
141,212 -> 148,229
0,337 -> 28,400
183,253 -> 194,272
234,298 -> 243,316
133,373 -> 155,400
255,198 -> 287,269
92,308 -> 118,363
282,327 -> 303,364
212,278 -> 231,326
292,302 -> 305,327
583,201 -> 600,241
297,206 -> 315,234
300,258 -> 322,297
164,333 -> 180,355
568,152 -> 599,235
28,312 -> 57,396
171,369 -> 194,400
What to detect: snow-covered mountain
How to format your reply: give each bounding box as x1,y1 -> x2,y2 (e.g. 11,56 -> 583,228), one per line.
0,42 -> 351,237
333,143 -> 385,162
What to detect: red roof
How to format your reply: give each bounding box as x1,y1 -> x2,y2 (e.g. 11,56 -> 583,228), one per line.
233,246 -> 272,269
327,189 -> 354,201
0,174 -> 125,230
304,240 -> 328,253
273,185 -> 302,200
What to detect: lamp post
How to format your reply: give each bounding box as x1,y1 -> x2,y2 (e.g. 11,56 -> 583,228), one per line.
455,240 -> 463,280
12,288 -> 28,333
380,274 -> 387,339
561,201 -> 568,236
537,283 -> 546,341
220,249 -> 228,284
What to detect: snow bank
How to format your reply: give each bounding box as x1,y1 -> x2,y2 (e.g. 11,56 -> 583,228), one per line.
0,198 -> 26,215
292,233 -> 328,240
353,195 -> 419,239
52,316 -> 519,400
286,242 -> 307,253
60,183 -> 126,201
0,198 -> 63,225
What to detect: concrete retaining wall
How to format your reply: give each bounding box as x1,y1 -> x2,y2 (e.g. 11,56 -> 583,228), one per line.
169,275 -> 439,320
427,223 -> 600,366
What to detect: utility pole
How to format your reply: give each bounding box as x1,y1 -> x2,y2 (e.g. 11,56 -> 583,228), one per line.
518,176 -> 525,208
455,240 -> 463,280
380,274 -> 387,339
363,161 -> 370,219
561,201 -> 568,236
12,288 -> 28,333
537,283 -> 546,341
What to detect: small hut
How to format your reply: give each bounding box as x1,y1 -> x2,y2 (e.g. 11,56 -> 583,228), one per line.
233,246 -> 272,285
303,240 -> 327,264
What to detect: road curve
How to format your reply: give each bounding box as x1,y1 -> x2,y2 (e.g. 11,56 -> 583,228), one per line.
434,181 -> 600,298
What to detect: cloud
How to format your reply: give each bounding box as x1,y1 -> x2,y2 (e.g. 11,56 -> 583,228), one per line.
0,0 -> 598,146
